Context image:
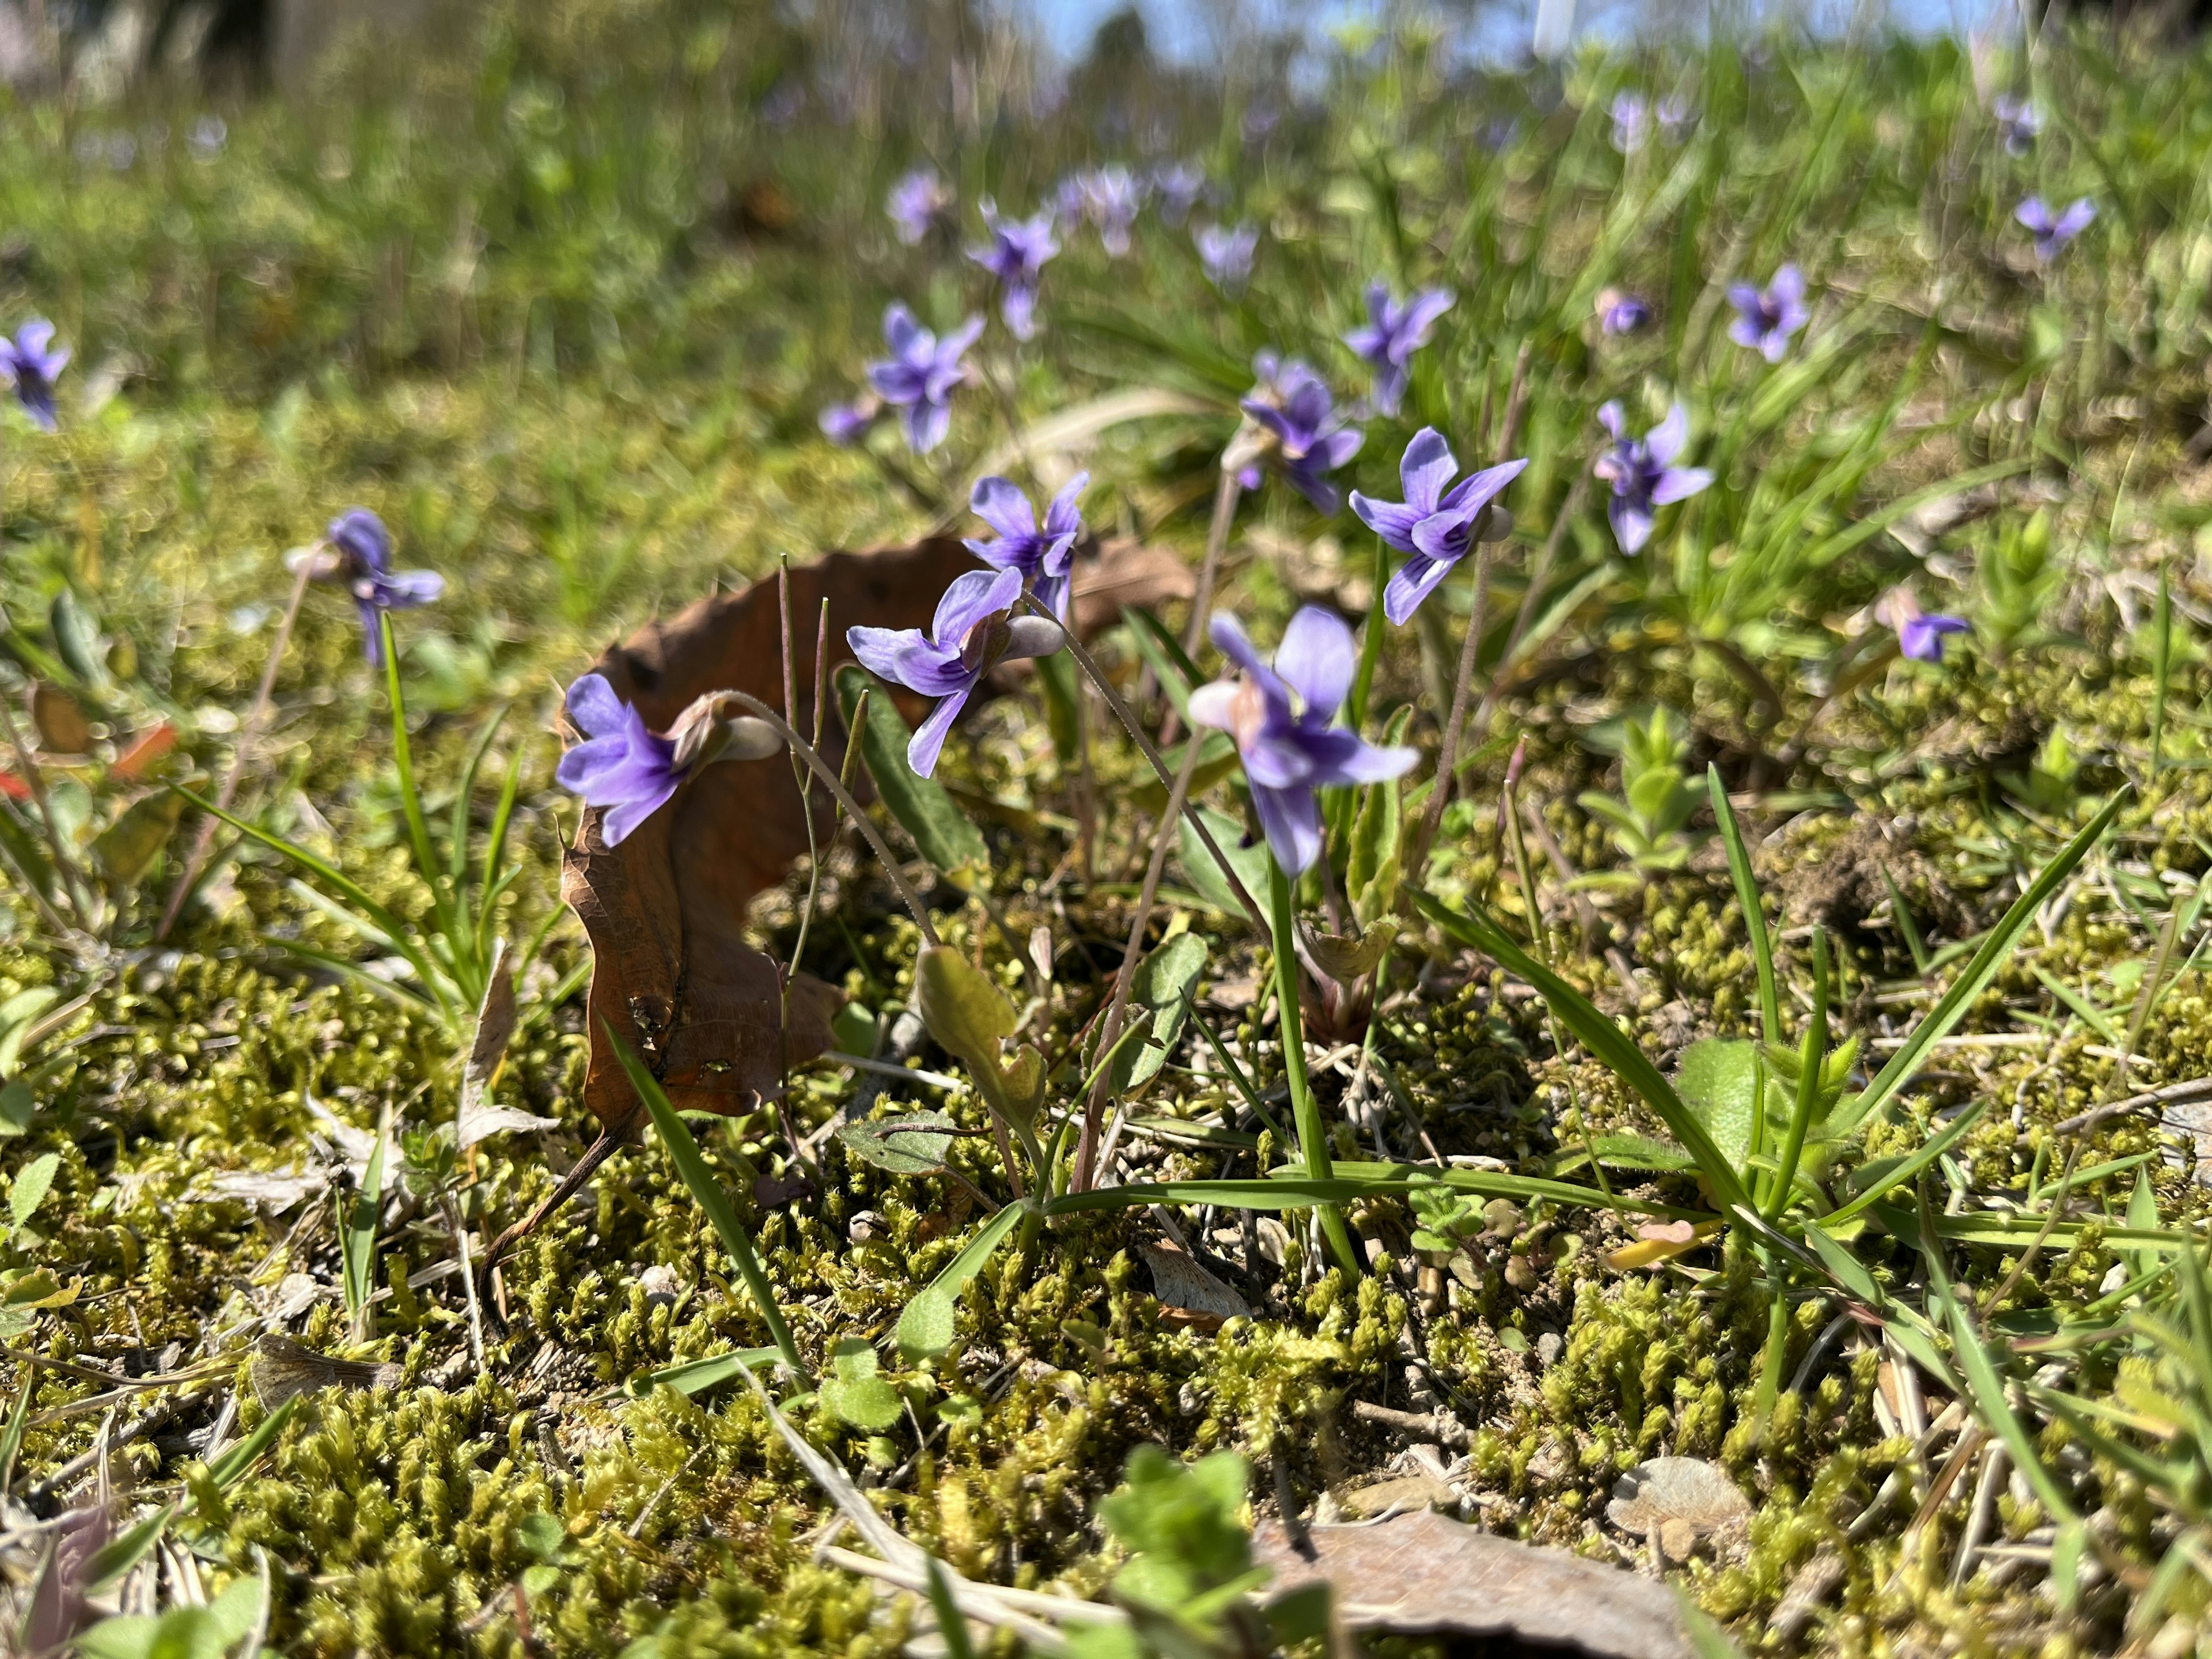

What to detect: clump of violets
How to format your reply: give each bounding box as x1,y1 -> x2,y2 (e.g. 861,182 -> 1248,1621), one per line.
1593,403 -> 1713,554
1188,608 -> 1415,874
0,320 -> 69,432
556,675 -> 783,847
847,569 -> 1065,777
963,472 -> 1088,621
1993,94 -> 2040,156
968,202 -> 1059,340
1231,353 -> 1363,513
298,509 -> 446,666
1150,160 -> 1208,225
886,168 -> 954,246
2017,196 -> 2094,262
1349,429 -> 1528,625
1343,281 -> 1453,418
1596,288 -> 1652,335
1609,93 -> 1650,154
1078,165 -> 1144,257
1874,589 -> 1969,664
1726,264 -> 1808,362
1195,223 -> 1258,296
847,302 -> 980,454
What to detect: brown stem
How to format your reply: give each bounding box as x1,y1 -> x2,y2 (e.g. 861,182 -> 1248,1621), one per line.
1411,543 -> 1493,873
475,1117 -> 635,1301
157,555 -> 316,941
1076,734 -> 1202,1192
1180,468 -> 1243,656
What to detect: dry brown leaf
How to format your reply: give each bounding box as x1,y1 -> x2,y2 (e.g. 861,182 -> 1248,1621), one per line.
29,683 -> 90,755
1137,1241 -> 1251,1327
1607,1457 -> 1753,1561
1336,1474 -> 1456,1520
1253,1509 -> 1694,1659
249,1334 -> 403,1407
569,534 -> 1192,1129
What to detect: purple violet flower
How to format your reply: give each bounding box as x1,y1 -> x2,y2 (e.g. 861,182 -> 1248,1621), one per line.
1597,289 -> 1652,334
1187,608 -> 1416,874
320,508 -> 445,666
1726,264 -> 1809,363
967,202 -> 1059,341
964,472 -> 1088,622
0,320 -> 69,432
887,168 -> 954,245
866,303 -> 983,454
2017,196 -> 2094,262
1658,95 -> 1698,142
1343,281 -> 1453,419
1875,589 -> 1970,663
1350,429 -> 1528,626
847,568 -> 1065,777
1593,403 -> 1713,555
555,674 -> 782,846
1993,95 -> 2040,156
1080,165 -> 1144,257
1151,160 -> 1208,225
1195,222 -> 1258,295
1610,94 -> 1650,153
819,396 -> 880,445
1236,354 -> 1364,514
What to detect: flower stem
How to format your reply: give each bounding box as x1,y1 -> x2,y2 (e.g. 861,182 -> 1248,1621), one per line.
158,553 -> 316,941
1180,468 -> 1243,655
719,692 -> 940,949
1270,859 -> 1362,1279
1411,541 -> 1493,871
1074,733 -> 1203,1192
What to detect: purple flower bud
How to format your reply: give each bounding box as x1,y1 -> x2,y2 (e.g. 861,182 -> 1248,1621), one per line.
1875,588 -> 1970,663
2016,195 -> 2094,262
1078,165 -> 1144,257
1195,222 -> 1258,296
1343,280 -> 1453,418
865,303 -> 983,454
1234,354 -> 1363,514
1187,608 -> 1416,874
847,569 -> 1064,777
967,202 -> 1059,341
1610,94 -> 1650,154
0,320 -> 69,433
1597,289 -> 1652,335
963,472 -> 1088,622
819,397 -> 879,445
1593,403 -> 1713,555
1725,264 -> 1809,363
1993,95 -> 2040,156
1350,428 -> 1527,626
1150,161 -> 1209,224
317,508 -> 444,665
887,168 -> 954,246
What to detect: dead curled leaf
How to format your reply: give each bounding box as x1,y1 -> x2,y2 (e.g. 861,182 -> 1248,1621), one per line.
249,1333 -> 403,1407
567,535 -> 1192,1130
1253,1509 -> 1694,1659
1137,1241 -> 1250,1327
1606,1457 -> 1752,1563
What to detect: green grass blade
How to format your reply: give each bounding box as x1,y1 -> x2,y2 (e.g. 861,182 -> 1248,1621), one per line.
1820,1101 -> 1989,1228
1707,767 -> 1779,1043
606,1022 -> 810,1384
1832,791 -> 2126,1138
380,612 -> 454,942
1409,887 -> 1756,1215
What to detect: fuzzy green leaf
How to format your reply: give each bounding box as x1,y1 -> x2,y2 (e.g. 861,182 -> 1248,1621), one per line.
836,664 -> 989,885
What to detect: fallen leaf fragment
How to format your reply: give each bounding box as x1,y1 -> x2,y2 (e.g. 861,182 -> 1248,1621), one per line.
1607,1457 -> 1753,1561
29,683 -> 90,755
1253,1509 -> 1694,1659
1138,1241 -> 1251,1327
1335,1473 -> 1456,1520
249,1334 -> 403,1407
1604,1218 -> 1724,1270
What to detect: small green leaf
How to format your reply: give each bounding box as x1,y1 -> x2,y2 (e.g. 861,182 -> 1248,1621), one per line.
1178,806 -> 1270,929
92,791 -> 185,888
836,664 -> 990,885
1673,1039 -> 1759,1175
517,1512 -> 568,1561
835,1111 -> 958,1176
1111,933 -> 1207,1094
822,1342 -> 904,1429
0,1083 -> 36,1137
10,1153 -> 58,1229
896,1200 -> 1026,1361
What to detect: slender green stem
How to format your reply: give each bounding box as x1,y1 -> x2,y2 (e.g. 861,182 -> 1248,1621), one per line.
380,612 -> 453,945
1349,532 -> 1390,730
1765,927 -> 1829,1224
1270,859 -> 1362,1279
